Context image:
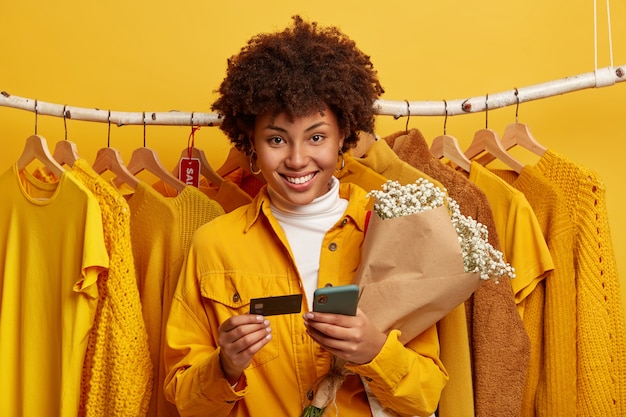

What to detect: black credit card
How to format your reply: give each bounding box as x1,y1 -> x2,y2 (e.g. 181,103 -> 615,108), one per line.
249,294 -> 303,316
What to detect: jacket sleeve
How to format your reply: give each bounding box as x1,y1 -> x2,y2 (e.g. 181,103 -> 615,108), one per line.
163,247 -> 245,417
346,326 -> 448,416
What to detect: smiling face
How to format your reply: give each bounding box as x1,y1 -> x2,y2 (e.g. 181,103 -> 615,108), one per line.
252,108 -> 344,206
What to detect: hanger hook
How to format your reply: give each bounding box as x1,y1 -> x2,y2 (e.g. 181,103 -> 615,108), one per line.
63,105 -> 68,141
404,99 -> 411,133
443,100 -> 448,135
188,112 -> 196,155
107,110 -> 112,148
34,99 -> 38,135
142,111 -> 146,147
514,88 -> 520,123
485,93 -> 489,128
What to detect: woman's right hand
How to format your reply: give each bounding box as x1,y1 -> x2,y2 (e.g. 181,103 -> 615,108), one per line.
218,314 -> 272,384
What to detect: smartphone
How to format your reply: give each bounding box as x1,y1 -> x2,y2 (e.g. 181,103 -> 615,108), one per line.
313,284 -> 359,316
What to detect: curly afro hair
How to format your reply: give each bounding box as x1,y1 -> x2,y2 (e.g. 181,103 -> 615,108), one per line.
211,15 -> 384,155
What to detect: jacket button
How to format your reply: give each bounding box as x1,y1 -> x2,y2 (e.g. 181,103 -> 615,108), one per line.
341,218 -> 348,226
233,293 -> 240,303
328,242 -> 337,251
307,389 -> 314,400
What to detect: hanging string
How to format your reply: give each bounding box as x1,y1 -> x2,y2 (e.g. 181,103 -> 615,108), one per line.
485,94 -> 489,128
404,100 -> 410,133
63,105 -> 68,140
34,99 -> 38,135
142,111 -> 146,147
188,112 -> 201,159
443,100 -> 448,135
107,110 -> 111,147
593,0 -> 615,86
514,88 -> 520,123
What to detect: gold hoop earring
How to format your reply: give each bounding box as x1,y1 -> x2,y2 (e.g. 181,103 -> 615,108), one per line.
249,150 -> 262,175
336,149 -> 345,172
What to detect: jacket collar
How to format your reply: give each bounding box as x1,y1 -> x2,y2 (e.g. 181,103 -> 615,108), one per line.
243,182 -> 369,233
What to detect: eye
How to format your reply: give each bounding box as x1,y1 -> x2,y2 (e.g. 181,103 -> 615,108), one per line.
310,134 -> 324,143
268,136 -> 284,145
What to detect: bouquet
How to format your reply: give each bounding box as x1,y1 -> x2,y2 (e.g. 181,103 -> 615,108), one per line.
301,178 -> 515,417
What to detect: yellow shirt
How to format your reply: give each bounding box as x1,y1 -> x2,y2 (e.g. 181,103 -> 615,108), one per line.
469,161 -> 554,315
0,164 -> 108,417
164,183 -> 447,417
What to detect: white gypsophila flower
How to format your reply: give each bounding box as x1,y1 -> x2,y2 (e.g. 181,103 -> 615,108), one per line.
367,179 -> 515,282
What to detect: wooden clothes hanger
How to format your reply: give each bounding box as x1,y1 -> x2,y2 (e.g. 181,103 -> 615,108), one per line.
465,128 -> 524,174
92,111 -> 140,189
16,101 -> 65,177
17,134 -> 65,177
175,146 -> 224,187
93,147 -> 140,189
216,146 -> 249,177
464,95 -> 524,174
350,131 -> 378,158
175,122 -> 224,187
477,89 -> 547,166
125,113 -> 186,193
500,122 -> 547,155
53,140 -> 80,167
127,147 -> 187,192
430,100 -> 472,172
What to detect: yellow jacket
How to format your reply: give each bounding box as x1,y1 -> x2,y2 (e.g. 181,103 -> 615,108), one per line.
164,182 -> 448,417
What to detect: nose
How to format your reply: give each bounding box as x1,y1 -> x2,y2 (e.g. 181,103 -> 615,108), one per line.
285,143 -> 308,169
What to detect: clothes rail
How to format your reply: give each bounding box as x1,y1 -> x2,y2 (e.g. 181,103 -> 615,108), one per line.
1,65 -> 624,126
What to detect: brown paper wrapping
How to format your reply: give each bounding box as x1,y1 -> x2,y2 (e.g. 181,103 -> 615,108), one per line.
355,205 -> 482,345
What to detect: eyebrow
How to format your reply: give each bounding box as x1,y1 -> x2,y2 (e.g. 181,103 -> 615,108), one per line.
264,121 -> 330,133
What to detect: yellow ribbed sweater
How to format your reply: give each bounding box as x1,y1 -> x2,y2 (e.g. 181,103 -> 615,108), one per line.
127,183 -> 225,417
535,150 -> 626,416
492,166 -> 577,417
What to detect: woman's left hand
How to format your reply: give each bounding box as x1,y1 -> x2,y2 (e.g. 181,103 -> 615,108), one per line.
303,308 -> 387,364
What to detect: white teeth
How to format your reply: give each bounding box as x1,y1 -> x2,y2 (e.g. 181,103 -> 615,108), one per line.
286,173 -> 315,184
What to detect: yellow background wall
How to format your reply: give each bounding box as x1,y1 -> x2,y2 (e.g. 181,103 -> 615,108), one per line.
1,1 -> 625,318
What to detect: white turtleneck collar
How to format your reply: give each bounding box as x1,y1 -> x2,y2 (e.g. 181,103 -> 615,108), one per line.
268,176 -> 348,309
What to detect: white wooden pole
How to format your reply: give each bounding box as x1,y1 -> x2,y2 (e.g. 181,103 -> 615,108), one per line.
1,64 -> 624,126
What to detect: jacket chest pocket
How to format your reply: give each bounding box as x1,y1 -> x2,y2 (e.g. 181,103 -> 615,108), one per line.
199,271 -> 290,368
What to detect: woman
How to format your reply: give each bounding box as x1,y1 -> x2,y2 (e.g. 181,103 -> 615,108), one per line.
163,15 -> 448,417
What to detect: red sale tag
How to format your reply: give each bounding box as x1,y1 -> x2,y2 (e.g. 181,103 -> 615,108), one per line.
179,157 -> 201,188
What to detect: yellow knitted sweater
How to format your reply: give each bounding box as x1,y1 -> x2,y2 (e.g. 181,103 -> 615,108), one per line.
492,166 -> 577,417
71,159 -> 153,417
127,183 -> 225,417
536,150 -> 626,416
